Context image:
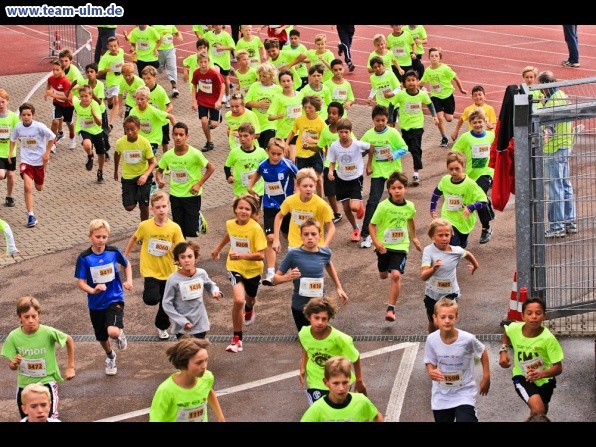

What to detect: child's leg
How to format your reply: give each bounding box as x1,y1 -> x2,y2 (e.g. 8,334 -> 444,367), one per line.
436,111 -> 446,134
342,199 -> 356,227
265,234 -> 276,271
201,116 -> 212,142
315,171 -> 324,197
6,170 -> 15,198
231,281 -> 246,332
388,269 -> 402,306
22,173 -> 34,212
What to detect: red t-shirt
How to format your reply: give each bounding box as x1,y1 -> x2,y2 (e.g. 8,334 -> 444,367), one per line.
191,67 -> 224,108
47,75 -> 73,107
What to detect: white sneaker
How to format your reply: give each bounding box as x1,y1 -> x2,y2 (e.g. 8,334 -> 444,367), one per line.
244,308 -> 255,326
105,352 -> 117,375
157,328 -> 170,340
50,144 -> 56,154
69,136 -> 77,149
113,330 -> 127,350
261,273 -> 274,286
360,235 -> 372,248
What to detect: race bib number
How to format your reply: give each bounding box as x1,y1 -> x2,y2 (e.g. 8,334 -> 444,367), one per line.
471,144 -> 490,168
212,46 -> 225,57
230,236 -> 250,254
430,82 -> 442,93
198,81 -> 212,94
383,228 -> 405,244
176,403 -> 207,422
111,61 -> 123,73
90,262 -> 116,284
179,279 -> 204,301
520,356 -> 545,376
0,126 -> 10,139
291,210 -> 313,226
440,370 -> 463,387
286,104 -> 302,118
299,277 -> 324,297
445,195 -> 463,211
148,238 -> 171,256
250,57 -> 260,67
265,181 -> 283,196
405,102 -> 422,114
21,137 -> 39,149
20,358 -> 47,378
392,47 -> 406,57
241,170 -> 256,187
340,163 -> 357,176
377,86 -> 392,101
140,120 -> 152,134
162,34 -> 173,45
137,40 -> 149,51
430,277 -> 453,294
123,150 -> 143,164
332,88 -> 348,101
80,117 -> 94,129
374,146 -> 392,161
171,169 -> 189,183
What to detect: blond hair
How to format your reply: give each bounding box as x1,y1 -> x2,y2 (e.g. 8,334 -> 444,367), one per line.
89,219 -> 111,235
296,167 -> 317,185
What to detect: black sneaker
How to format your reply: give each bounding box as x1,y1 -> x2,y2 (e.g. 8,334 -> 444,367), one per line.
56,130 -> 64,142
104,151 -> 110,161
332,212 -> 343,224
97,170 -> 104,183
439,136 -> 449,147
348,63 -> 355,72
479,228 -> 492,244
202,142 -> 214,152
4,196 -> 15,207
337,43 -> 343,56
85,156 -> 94,171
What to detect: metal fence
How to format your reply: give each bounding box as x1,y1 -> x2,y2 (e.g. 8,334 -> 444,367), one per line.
514,76 -> 596,335
40,25 -> 93,71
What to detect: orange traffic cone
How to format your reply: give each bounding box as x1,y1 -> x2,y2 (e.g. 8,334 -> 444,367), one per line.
500,271 -> 527,326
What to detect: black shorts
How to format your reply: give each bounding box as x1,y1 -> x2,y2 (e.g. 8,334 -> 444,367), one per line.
0,157 -> 16,171
296,152 -> 324,174
513,375 -> 557,406
376,249 -> 407,273
162,123 -> 170,145
79,131 -> 106,154
263,208 -> 289,235
424,294 -> 458,322
143,276 -> 167,306
121,175 -> 152,207
323,167 -> 336,197
53,104 -> 74,123
227,271 -> 260,298
89,301 -> 125,342
430,95 -> 456,115
124,103 -> 132,118
170,194 -> 201,238
306,388 -> 329,406
335,175 -> 363,202
198,105 -> 221,122
214,64 -> 231,76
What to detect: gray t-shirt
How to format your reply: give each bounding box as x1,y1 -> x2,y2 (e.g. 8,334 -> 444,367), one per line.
421,243 -> 466,300
162,268 -> 221,336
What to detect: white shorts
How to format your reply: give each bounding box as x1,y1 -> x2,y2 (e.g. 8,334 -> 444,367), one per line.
106,85 -> 120,99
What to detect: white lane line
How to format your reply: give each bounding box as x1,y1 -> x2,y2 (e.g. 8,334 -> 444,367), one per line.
384,343 -> 419,422
95,341 -> 418,422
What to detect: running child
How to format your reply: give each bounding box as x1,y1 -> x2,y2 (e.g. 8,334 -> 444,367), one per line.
141,65 -> 173,154
75,219 -> 133,376
1,296 -> 75,421
305,33 -> 335,83
44,59 -> 73,153
272,218 -> 348,331
149,337 -> 225,422
9,102 -> 55,228
0,88 -> 20,207
79,63 -> 111,161
451,85 -> 496,141
499,296 -> 564,421
324,59 -> 355,115
211,194 -> 267,353
300,356 -> 384,422
267,69 -> 303,158
97,35 -> 127,128
204,24 -> 236,106
299,64 -> 332,122
421,218 -> 479,333
224,91 -> 261,150
367,56 -> 401,127
232,49 -> 258,97
245,62 -> 282,150
299,297 -> 367,405
247,136 -> 298,286
20,382 -> 61,422
162,241 -> 223,340
117,62 -> 144,119
424,298 -> 490,422
369,171 -> 421,322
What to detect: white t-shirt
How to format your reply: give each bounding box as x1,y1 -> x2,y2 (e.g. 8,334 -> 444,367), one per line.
327,139 -> 370,181
421,244 -> 466,300
424,329 -> 486,411
11,121 -> 55,166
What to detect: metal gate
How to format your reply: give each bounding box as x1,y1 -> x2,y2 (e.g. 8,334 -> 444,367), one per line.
40,25 -> 93,71
514,75 -> 596,334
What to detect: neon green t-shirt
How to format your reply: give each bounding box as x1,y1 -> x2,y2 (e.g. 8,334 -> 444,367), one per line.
224,218 -> 267,278
306,49 -> 335,83
128,26 -> 160,62
234,67 -> 258,97
324,78 -> 355,112
539,89 -> 574,154
370,198 -> 416,252
119,75 -> 145,108
148,83 -> 171,112
224,108 -> 261,149
452,130 -> 495,181
72,96 -> 103,135
437,174 -> 487,234
0,110 -> 20,158
157,146 -> 209,197
406,25 -> 427,56
267,52 -> 301,91
149,370 -> 214,422
281,43 -> 308,79
97,48 -> 125,88
129,104 -> 169,145
387,31 -> 415,67
224,146 -> 268,196
1,324 -> 68,388
79,79 -> 106,114
369,70 -> 400,107
298,325 -> 359,390
367,50 -> 396,71
115,134 -> 154,179
393,88 -> 432,130
204,30 -> 235,70
235,36 -> 264,68
361,126 -> 408,178
244,82 -> 283,133
266,90 -> 304,139
505,322 -> 564,387
420,63 -> 457,100
153,25 -> 178,51
301,392 -> 379,422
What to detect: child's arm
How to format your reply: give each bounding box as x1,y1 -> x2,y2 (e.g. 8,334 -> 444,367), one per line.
463,250 -> 479,275
352,356 -> 368,396
450,116 -> 465,142
369,223 -> 385,253
207,389 -> 225,422
272,211 -> 286,252
366,145 -> 374,175
327,161 -> 336,181
138,156 -> 156,186
122,260 -> 133,291
453,75 -> 467,95
166,112 -> 176,127
190,84 -> 198,111
498,333 -> 512,369
123,233 -> 138,258
478,347 -> 490,396
407,218 -> 421,252
324,261 -> 348,304
230,248 -> 264,262
322,220 -> 335,248
155,167 -> 167,188
77,278 -> 106,295
211,234 -> 231,260
204,274 -> 222,300
190,161 -> 215,196
426,362 -> 445,382
63,334 -> 76,380
7,354 -> 23,371
299,348 -> 308,387
421,259 -> 442,281
246,171 -> 262,197
272,266 -> 301,286
92,108 -> 102,127
429,187 -> 443,219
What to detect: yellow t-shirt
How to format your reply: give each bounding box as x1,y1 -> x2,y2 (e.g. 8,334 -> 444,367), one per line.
291,114 -> 326,159
461,103 -> 497,131
115,134 -> 154,180
280,193 -> 333,248
225,218 -> 267,279
135,219 -> 185,280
